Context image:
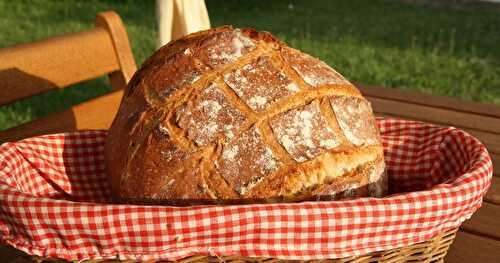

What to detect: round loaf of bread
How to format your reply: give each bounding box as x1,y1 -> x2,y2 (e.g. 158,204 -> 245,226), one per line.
105,26 -> 387,205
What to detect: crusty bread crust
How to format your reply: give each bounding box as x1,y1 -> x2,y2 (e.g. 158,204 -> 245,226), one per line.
105,26 -> 386,205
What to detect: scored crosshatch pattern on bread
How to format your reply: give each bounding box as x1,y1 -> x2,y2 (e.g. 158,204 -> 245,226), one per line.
105,26 -> 387,204
215,125 -> 281,195
269,101 -> 340,162
176,82 -> 247,146
223,55 -> 300,112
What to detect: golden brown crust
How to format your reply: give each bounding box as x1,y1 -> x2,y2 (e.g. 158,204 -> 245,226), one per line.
247,145 -> 383,200
105,26 -> 387,205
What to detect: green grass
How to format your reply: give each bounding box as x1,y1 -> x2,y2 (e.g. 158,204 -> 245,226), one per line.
0,0 -> 499,130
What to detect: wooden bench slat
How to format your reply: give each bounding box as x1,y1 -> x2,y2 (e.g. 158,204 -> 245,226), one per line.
367,96 -> 500,134
460,202 -> 500,241
484,176 -> 500,205
0,90 -> 123,143
95,11 -> 137,91
0,27 -> 120,106
446,231 -> 500,263
358,84 -> 500,118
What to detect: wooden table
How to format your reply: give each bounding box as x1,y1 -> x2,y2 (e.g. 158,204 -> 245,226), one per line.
1,84 -> 499,262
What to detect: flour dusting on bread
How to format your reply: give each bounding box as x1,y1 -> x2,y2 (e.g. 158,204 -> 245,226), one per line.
281,47 -> 350,87
176,82 -> 246,146
270,102 -> 340,162
224,56 -> 299,112
216,126 -> 281,195
330,96 -> 380,146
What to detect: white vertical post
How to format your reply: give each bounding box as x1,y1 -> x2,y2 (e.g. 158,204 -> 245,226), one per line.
156,0 -> 211,49
156,0 -> 174,48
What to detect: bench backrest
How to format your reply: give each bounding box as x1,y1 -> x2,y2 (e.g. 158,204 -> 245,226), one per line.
0,11 -> 137,142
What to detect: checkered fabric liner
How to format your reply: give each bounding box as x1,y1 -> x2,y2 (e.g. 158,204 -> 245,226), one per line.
0,117 -> 492,261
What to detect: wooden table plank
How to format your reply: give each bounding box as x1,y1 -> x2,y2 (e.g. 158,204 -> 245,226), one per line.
8,257 -> 32,263
358,84 -> 500,118
0,244 -> 27,263
490,154 -> 500,177
484,176 -> 500,205
446,231 -> 500,263
461,202 -> 500,240
367,96 -> 500,134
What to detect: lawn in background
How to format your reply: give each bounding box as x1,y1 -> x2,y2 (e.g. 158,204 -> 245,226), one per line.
0,0 -> 499,130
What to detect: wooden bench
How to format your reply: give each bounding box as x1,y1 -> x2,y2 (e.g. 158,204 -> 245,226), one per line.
0,11 -> 136,142
0,11 -> 498,263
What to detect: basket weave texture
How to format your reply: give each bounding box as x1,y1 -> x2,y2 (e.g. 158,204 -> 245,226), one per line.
0,118 -> 492,262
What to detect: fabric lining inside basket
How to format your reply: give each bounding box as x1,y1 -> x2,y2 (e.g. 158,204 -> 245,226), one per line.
0,117 -> 492,262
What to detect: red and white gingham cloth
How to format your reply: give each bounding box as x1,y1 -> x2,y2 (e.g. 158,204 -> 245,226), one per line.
0,118 -> 492,261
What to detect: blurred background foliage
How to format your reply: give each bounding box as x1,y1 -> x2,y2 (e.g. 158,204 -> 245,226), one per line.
0,0 -> 499,130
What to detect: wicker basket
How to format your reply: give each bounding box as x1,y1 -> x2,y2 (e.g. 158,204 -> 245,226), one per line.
0,118 -> 491,263
7,227 -> 455,263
